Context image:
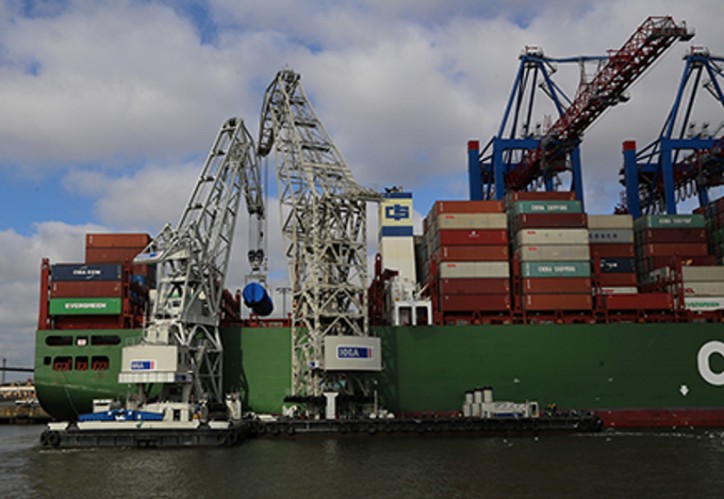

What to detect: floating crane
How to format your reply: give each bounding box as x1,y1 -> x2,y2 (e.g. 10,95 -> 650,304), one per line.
620,46 -> 724,217
258,69 -> 382,417
469,16 -> 693,206
119,117 -> 271,412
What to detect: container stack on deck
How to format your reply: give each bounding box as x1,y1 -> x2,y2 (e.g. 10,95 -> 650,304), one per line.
418,194 -> 724,326
507,192 -> 593,320
39,233 -> 152,331
423,200 -> 511,324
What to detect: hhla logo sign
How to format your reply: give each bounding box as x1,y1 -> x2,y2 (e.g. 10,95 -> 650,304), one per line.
698,341 -> 724,386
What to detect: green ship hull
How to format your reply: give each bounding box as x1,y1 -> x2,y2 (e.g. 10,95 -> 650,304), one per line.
35,323 -> 724,426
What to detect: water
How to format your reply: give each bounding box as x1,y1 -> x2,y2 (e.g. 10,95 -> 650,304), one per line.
3,425 -> 724,498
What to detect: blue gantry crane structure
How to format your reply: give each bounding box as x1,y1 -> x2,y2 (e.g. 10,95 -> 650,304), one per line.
620,47 -> 724,217
468,16 -> 693,208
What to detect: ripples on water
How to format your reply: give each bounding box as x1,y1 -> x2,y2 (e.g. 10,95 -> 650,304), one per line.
3,426 -> 724,498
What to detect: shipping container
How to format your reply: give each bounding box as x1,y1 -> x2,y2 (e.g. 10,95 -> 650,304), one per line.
596,287 -> 638,295
640,243 -> 709,258
50,281 -> 123,298
638,228 -> 707,244
86,233 -> 151,249
51,263 -> 122,282
438,261 -> 510,279
434,229 -> 508,247
517,245 -> 590,262
680,266 -> 724,282
515,229 -> 589,246
589,243 -> 635,258
684,296 -> 724,311
432,213 -> 508,230
598,273 -> 637,287
437,245 -> 509,261
587,215 -> 634,230
441,293 -> 510,312
598,258 -> 636,273
677,282 -> 724,296
521,277 -> 592,294
588,229 -> 634,244
520,261 -> 591,278
430,200 -> 504,215
85,247 -> 145,264
523,293 -> 592,311
511,213 -> 588,231
604,293 -> 673,310
505,191 -> 577,203
512,200 -> 583,215
49,297 -> 123,316
641,255 -> 717,273
634,214 -> 706,230
440,278 -> 510,295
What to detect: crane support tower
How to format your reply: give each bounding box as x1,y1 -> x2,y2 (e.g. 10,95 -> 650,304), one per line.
469,16 -> 693,205
119,117 -> 270,411
621,46 -> 724,217
258,69 -> 382,417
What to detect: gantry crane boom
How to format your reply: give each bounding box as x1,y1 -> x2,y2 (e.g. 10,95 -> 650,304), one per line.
119,117 -> 267,408
471,16 -> 692,204
258,69 -> 381,411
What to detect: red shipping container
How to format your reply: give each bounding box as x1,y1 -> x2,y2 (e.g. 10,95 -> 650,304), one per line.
523,293 -> 592,311
604,293 -> 673,310
506,191 -> 577,202
638,228 -> 706,244
641,243 -> 709,257
512,213 -> 588,231
86,233 -> 151,249
86,247 -> 144,263
440,278 -> 510,295
437,245 -> 508,261
51,281 -> 123,298
598,273 -> 637,286
441,293 -> 510,312
436,229 -> 508,246
431,200 -> 504,215
521,277 -> 592,294
589,243 -> 635,258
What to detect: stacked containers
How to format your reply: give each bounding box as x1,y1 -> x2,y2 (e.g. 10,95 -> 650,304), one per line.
49,263 -> 124,316
507,192 -> 593,312
634,214 -> 711,277
702,197 -> 724,265
424,201 -> 511,316
588,215 -> 637,294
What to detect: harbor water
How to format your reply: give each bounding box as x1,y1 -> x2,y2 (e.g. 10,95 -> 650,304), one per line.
3,425 -> 724,498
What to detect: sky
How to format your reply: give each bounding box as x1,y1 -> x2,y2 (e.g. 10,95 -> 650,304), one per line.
1,0 -> 723,377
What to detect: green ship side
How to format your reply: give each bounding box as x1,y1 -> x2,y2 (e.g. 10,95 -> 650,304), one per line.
35,323 -> 724,423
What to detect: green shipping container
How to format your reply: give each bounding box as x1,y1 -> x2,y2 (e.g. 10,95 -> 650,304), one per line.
512,200 -> 583,215
635,214 -> 706,229
49,297 -> 122,315
521,261 -> 591,278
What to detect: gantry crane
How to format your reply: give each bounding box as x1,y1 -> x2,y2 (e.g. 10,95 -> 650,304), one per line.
469,16 -> 693,206
258,69 -> 382,416
620,47 -> 724,217
119,117 -> 270,411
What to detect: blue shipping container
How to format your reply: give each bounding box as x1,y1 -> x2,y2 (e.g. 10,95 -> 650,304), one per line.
598,258 -> 636,273
52,263 -> 122,282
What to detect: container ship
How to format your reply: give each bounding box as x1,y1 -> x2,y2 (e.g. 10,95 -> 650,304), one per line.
33,192 -> 724,428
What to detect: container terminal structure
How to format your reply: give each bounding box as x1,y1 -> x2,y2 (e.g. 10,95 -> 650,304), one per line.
34,16 -> 724,433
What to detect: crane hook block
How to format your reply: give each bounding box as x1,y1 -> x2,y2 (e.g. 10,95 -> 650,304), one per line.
242,282 -> 274,317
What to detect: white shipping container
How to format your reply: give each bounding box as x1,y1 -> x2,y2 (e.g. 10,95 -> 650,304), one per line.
674,281 -> 724,296
588,229 -> 634,244
517,245 -> 591,262
433,213 -> 508,230
684,296 -> 724,311
515,228 -> 589,246
596,287 -> 638,295
438,261 -> 510,279
587,214 -> 634,229
682,266 -> 724,282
